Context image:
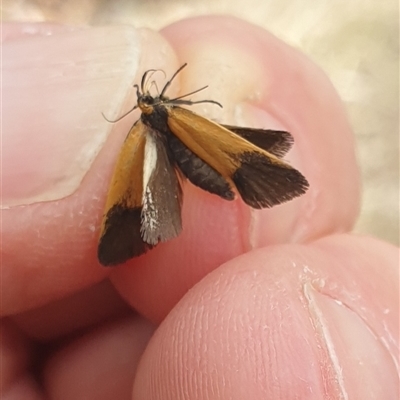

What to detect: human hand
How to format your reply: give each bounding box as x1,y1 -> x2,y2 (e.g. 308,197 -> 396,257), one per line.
2,16 -> 398,399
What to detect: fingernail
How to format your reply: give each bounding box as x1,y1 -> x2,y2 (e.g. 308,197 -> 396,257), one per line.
304,283 -> 398,398
2,24 -> 140,208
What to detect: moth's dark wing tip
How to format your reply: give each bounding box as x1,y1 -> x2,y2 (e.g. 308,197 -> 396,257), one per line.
224,125 -> 294,158
233,152 -> 309,209
97,205 -> 152,267
278,168 -> 309,200
244,174 -> 309,209
274,131 -> 295,156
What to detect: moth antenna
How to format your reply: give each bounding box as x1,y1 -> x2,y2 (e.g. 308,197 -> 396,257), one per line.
169,85 -> 208,101
171,99 -> 223,108
160,63 -> 188,98
142,69 -> 166,93
149,80 -> 160,96
101,84 -> 141,123
141,69 -> 156,93
134,84 -> 141,98
101,104 -> 139,123
168,85 -> 222,108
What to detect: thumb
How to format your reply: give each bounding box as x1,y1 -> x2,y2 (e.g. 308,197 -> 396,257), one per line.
132,234 -> 399,399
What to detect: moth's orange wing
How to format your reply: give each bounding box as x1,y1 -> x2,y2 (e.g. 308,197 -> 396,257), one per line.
167,107 -> 309,209
223,125 -> 293,158
98,121 -> 150,266
98,120 -> 183,266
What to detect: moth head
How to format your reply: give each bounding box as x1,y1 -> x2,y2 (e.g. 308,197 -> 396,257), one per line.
136,89 -> 156,115
102,64 -> 222,124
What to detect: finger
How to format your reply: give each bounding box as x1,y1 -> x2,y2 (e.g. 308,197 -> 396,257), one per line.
132,234 -> 399,399
163,15 -> 360,244
1,22 -> 178,316
110,16 -> 360,322
1,375 -> 43,400
0,320 -> 31,394
43,317 -> 154,400
3,16 -> 360,321
11,280 -> 131,341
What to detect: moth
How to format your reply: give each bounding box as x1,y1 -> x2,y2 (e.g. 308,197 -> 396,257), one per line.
98,64 -> 309,266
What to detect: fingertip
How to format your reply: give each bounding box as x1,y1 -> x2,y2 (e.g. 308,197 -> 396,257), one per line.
162,15 -> 360,244
1,22 -> 179,316
44,317 -> 155,400
133,234 -> 398,399
111,15 -> 361,322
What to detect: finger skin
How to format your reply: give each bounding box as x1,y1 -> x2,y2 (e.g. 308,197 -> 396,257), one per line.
11,280 -> 131,341
1,23 -> 179,316
2,16 -> 359,322
43,317 -> 154,400
1,375 -> 43,400
110,16 -> 360,322
0,321 -> 31,394
1,16 -> 393,400
132,234 -> 399,399
162,16 -> 360,244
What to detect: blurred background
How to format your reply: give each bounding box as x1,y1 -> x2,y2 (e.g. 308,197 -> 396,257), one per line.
3,0 -> 399,245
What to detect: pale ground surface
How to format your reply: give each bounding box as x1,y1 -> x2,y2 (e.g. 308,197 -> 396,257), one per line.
3,0 -> 399,245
